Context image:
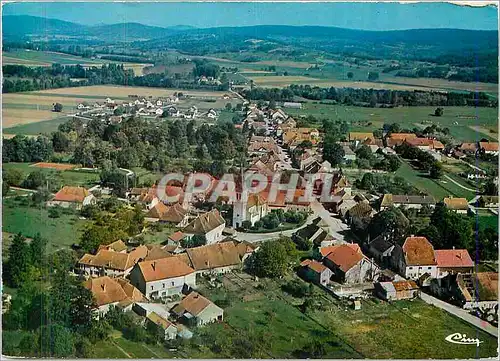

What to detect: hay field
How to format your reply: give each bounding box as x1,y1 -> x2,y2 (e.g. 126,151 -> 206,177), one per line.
2,93 -> 103,107
248,75 -> 445,91
383,76 -> 498,94
32,85 -> 231,98
2,108 -> 62,128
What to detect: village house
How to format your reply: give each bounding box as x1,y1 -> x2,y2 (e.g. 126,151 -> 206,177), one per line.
434,249 -> 474,278
270,108 -> 287,122
323,244 -> 378,284
364,233 -> 403,271
443,197 -> 469,214
400,236 -> 438,280
294,217 -> 333,248
342,146 -> 357,163
146,202 -> 189,227
459,142 -> 477,154
47,186 -> 96,210
404,138 -> 445,151
167,231 -> 187,247
349,132 -> 375,143
206,108 -> 218,119
183,209 -> 226,244
97,240 -> 128,253
129,256 -> 196,300
84,276 -> 146,316
374,280 -> 419,301
146,312 -> 178,340
380,194 -> 436,210
77,245 -> 148,278
185,241 -> 245,275
128,187 -> 160,210
300,259 -> 333,286
479,141 -> 499,155
171,291 -> 223,326
282,128 -> 320,147
344,200 -> 375,230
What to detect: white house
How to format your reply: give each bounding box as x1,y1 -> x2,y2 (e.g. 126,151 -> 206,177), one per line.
47,186 -> 96,210
106,97 -> 115,104
155,108 -> 164,116
129,256 -> 196,300
400,236 -> 438,280
183,209 -> 226,244
207,108 -> 218,119
156,100 -> 163,107
171,292 -> 223,326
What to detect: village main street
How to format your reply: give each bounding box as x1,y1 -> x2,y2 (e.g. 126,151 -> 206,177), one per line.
233,199 -> 349,243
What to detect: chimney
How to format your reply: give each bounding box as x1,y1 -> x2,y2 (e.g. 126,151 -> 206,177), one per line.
152,262 -> 156,271
101,283 -> 105,291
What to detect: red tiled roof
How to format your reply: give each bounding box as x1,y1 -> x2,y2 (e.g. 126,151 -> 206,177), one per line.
325,244 -> 364,272
53,186 -> 90,203
402,236 -> 436,266
434,249 -> 474,268
320,244 -> 360,257
479,142 -> 499,152
301,259 -> 328,273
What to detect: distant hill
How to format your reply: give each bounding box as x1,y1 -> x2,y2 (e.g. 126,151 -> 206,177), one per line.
2,15 -> 194,41
3,15 -> 497,60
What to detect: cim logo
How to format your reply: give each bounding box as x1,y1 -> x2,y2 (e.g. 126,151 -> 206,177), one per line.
445,333 -> 483,347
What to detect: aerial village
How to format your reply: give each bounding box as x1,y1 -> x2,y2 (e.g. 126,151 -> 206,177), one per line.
14,97 -> 493,345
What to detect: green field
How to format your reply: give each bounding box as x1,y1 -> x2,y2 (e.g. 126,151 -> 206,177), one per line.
286,104 -> 498,142
395,160 -> 475,200
189,272 -> 498,359
3,116 -> 72,136
2,199 -> 87,252
2,163 -> 100,187
3,49 -> 125,66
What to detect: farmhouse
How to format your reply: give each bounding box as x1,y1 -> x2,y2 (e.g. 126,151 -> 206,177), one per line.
323,244 -> 377,284
146,312 -> 178,340
97,240 -> 128,253
349,132 -> 374,143
375,280 -> 419,301
380,194 -> 436,210
47,186 -> 96,209
342,146 -> 357,163
460,142 -> 478,153
479,141 -> 499,155
300,259 -> 333,286
434,249 -> 474,278
83,276 -> 146,315
185,241 -> 243,274
146,202 -> 189,227
344,200 -> 375,230
171,291 -> 223,326
77,245 -> 148,278
365,233 -> 402,270
183,209 -> 226,244
400,236 -> 438,280
129,256 -> 196,300
443,197 -> 469,214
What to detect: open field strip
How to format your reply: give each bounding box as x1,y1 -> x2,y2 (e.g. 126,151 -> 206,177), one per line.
248,76 -> 451,91
3,117 -> 72,136
2,108 -> 63,128
30,85 -> 232,98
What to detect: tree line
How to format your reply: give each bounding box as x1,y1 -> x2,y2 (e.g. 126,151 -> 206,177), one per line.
241,84 -> 497,107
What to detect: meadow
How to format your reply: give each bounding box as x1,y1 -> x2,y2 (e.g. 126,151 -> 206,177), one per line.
2,49 -> 151,76
2,108 -> 63,128
286,103 -> 498,142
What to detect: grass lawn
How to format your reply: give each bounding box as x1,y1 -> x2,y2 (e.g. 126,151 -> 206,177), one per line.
286,104 -> 498,142
395,160 -> 474,201
312,297 -> 498,359
474,214 -> 499,232
195,272 -> 498,359
2,199 -> 87,253
142,224 -> 177,244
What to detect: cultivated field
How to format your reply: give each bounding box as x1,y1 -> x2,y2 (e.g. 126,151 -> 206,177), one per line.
31,85 -> 233,98
2,108 -> 62,128
32,162 -> 78,170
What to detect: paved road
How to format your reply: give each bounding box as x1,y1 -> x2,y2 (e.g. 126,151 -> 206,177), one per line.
443,175 -> 479,193
234,199 -> 349,243
419,292 -> 498,337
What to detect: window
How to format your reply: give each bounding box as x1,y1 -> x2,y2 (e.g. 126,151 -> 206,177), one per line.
408,267 -> 413,270
428,267 -> 432,270
163,283 -> 165,288
171,281 -> 175,286
151,286 -> 153,290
